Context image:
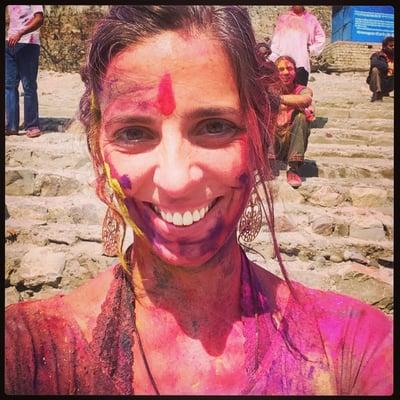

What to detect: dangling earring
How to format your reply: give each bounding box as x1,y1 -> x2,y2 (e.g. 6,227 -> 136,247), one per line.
239,189 -> 263,243
102,195 -> 122,257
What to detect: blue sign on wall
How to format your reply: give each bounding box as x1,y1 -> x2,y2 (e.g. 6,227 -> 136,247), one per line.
332,6 -> 394,43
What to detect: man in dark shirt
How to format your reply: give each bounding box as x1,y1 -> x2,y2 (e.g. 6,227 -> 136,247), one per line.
367,36 -> 394,102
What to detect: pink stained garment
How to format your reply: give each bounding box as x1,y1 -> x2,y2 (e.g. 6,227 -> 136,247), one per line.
269,10 -> 326,73
5,261 -> 393,395
7,5 -> 44,45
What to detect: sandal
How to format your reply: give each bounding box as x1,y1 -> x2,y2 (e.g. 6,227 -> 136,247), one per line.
26,127 -> 41,138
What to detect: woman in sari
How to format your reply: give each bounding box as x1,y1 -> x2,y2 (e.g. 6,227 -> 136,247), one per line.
5,6 -> 392,395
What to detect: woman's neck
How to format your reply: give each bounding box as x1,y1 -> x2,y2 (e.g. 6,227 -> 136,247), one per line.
130,233 -> 244,353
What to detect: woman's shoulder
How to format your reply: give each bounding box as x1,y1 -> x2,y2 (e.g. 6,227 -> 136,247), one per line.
6,264 -> 118,339
249,261 -> 392,331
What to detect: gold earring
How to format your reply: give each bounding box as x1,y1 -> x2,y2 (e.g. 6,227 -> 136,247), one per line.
238,189 -> 263,243
102,197 -> 122,257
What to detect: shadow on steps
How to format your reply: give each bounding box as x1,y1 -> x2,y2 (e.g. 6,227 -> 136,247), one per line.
311,117 -> 328,129
299,159 -> 319,178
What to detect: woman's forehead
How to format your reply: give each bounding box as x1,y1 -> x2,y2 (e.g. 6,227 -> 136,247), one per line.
99,31 -> 239,108
103,31 -> 226,83
277,59 -> 294,68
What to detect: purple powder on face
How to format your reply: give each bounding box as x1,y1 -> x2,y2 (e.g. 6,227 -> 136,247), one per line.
119,175 -> 132,190
238,173 -> 250,186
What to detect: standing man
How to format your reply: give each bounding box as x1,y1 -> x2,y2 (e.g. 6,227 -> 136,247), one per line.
6,5 -> 44,138
269,5 -> 325,86
367,36 -> 394,102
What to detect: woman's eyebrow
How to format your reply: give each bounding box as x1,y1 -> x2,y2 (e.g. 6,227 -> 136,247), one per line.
104,115 -> 155,129
184,106 -> 241,119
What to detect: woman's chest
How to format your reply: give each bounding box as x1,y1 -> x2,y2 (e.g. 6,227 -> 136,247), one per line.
131,323 -> 248,395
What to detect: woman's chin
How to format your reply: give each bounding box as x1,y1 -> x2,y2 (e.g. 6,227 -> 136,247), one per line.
150,242 -> 217,268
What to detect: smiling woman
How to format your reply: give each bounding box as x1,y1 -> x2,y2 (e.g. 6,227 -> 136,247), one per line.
5,6 -> 393,396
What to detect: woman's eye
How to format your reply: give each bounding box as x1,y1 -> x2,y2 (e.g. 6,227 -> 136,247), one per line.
196,119 -> 240,136
113,127 -> 154,144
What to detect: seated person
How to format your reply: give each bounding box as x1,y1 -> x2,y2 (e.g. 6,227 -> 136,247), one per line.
367,36 -> 394,102
274,55 -> 315,188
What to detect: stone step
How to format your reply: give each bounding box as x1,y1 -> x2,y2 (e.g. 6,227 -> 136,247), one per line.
7,170 -> 393,225
252,228 -> 392,266
315,105 -> 394,120
5,167 -> 94,197
5,194 -> 107,225
5,144 -> 91,170
269,176 -> 393,208
6,195 -> 392,258
295,157 -> 393,179
309,127 -> 393,146
306,143 -> 393,160
312,117 -> 393,132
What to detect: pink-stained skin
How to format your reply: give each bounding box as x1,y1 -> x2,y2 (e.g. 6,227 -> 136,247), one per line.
99,31 -> 253,268
156,73 -> 176,116
98,31 -> 252,393
276,59 -> 296,87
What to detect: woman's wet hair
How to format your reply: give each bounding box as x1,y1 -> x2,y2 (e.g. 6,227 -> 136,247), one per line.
79,5 -> 297,302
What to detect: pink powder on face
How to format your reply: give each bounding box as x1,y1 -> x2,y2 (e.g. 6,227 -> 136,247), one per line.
156,73 -> 176,116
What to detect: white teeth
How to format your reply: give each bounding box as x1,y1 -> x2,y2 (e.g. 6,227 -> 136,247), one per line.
182,211 -> 193,226
166,212 -> 173,223
153,200 -> 217,227
192,209 -> 200,222
172,212 -> 183,226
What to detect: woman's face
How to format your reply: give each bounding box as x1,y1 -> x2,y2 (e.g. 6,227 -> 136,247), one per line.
276,59 -> 296,86
98,31 -> 253,267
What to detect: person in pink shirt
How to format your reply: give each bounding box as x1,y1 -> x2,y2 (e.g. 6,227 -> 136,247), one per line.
5,6 -> 392,395
5,5 -> 44,138
269,6 -> 325,86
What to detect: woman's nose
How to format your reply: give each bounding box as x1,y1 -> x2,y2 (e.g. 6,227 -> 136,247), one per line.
153,127 -> 203,198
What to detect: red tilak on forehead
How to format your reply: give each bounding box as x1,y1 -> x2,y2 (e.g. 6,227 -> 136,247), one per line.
156,73 -> 176,116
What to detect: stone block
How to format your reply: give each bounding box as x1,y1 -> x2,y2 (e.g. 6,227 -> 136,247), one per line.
308,186 -> 345,207
5,287 -> 21,307
333,222 -> 349,237
15,247 -> 66,288
311,215 -> 335,236
349,217 -> 385,241
349,187 -> 388,207
276,181 -> 305,204
5,170 -> 36,196
343,250 -> 368,265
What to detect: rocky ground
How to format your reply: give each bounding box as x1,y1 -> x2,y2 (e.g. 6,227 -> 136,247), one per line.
5,70 -> 393,316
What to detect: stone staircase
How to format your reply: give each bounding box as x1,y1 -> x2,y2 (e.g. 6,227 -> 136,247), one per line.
5,71 -> 393,314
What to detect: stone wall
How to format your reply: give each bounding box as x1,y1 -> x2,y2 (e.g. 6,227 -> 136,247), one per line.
319,41 -> 381,73
38,5 -> 333,73
39,5 -> 108,72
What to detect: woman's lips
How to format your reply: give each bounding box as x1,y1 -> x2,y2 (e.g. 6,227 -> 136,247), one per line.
148,198 -> 219,227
